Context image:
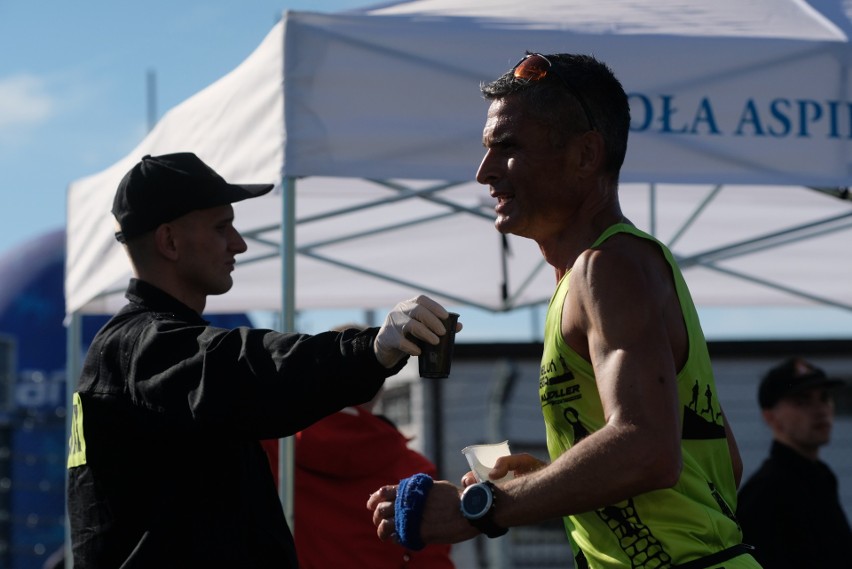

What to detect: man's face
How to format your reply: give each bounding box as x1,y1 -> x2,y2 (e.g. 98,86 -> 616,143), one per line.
171,204 -> 247,297
764,386 -> 836,458
475,95 -> 580,240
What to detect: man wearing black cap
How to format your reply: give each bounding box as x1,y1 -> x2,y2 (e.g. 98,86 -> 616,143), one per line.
737,357 -> 851,568
67,153 -> 459,568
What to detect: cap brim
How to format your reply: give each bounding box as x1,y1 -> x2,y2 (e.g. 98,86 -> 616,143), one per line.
225,183 -> 274,205
788,377 -> 845,395
235,183 -> 274,197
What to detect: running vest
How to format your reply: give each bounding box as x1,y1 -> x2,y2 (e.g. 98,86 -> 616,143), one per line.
539,223 -> 742,568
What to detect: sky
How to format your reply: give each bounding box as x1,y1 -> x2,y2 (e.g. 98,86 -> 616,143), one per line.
0,0 -> 367,258
2,0 -> 852,341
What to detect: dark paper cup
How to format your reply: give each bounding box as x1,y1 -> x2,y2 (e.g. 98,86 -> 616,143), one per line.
417,312 -> 459,379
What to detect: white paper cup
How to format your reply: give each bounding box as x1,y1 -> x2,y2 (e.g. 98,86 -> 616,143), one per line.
461,440 -> 514,483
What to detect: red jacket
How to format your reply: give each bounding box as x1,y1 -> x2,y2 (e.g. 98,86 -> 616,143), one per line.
292,407 -> 455,568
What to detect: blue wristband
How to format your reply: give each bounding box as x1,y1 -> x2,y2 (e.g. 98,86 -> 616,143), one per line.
394,473 -> 434,550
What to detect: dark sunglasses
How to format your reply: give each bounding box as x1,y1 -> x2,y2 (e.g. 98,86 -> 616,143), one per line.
512,53 -> 597,131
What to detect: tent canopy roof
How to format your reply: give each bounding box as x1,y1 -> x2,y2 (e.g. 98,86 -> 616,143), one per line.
359,0 -> 847,40
65,0 -> 852,318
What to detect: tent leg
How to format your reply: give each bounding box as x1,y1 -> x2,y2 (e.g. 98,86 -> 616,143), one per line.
278,177 -> 297,531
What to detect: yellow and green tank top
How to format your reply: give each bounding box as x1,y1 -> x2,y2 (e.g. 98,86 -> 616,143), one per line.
540,223 -> 743,568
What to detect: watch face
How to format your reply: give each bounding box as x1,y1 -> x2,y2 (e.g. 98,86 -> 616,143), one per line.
462,484 -> 492,519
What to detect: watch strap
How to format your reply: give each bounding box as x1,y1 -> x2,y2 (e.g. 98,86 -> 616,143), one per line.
464,481 -> 509,538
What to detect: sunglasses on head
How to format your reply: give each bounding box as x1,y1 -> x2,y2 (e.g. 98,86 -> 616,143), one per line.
512,53 -> 597,131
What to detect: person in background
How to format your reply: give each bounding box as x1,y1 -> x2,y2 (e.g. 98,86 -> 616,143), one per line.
293,323 -> 455,568
737,357 -> 852,568
66,152 -> 459,569
369,52 -> 756,568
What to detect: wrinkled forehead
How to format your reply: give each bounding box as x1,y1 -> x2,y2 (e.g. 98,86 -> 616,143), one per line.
482,96 -> 548,141
485,94 -> 529,119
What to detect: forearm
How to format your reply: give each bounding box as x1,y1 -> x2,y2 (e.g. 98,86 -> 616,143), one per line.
495,423 -> 681,527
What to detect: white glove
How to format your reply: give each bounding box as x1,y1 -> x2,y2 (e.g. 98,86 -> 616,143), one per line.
374,295 -> 456,368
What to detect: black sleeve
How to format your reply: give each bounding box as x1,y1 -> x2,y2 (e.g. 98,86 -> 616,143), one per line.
129,322 -> 406,438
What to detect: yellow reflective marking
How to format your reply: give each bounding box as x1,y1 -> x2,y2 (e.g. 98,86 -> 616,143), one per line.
67,392 -> 87,468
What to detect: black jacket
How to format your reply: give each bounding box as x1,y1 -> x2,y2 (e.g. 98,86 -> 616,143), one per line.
68,279 -> 404,568
737,440 -> 852,568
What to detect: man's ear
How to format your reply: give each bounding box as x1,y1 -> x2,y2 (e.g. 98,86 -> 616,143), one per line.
761,408 -> 778,430
576,130 -> 605,176
154,223 -> 180,261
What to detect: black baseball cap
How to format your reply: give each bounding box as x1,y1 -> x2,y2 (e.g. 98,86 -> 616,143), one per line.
758,357 -> 844,409
112,152 -> 274,243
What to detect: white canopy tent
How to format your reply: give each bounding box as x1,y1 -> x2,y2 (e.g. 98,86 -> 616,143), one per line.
65,0 -> 852,325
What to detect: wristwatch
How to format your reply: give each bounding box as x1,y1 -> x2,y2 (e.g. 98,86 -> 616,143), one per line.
459,481 -> 509,538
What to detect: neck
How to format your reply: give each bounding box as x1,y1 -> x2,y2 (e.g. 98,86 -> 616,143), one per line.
542,209 -> 628,281
777,438 -> 820,462
136,271 -> 206,315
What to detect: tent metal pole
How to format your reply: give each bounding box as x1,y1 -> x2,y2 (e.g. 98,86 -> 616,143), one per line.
278,177 -> 297,530
486,360 -> 517,569
648,183 -> 657,237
